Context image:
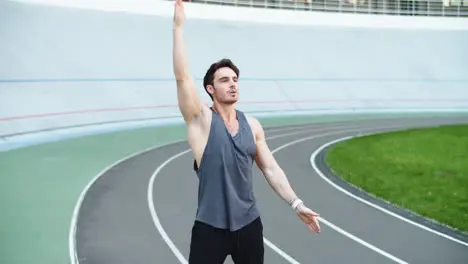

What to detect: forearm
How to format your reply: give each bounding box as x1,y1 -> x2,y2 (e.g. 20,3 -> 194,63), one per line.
172,26 -> 202,119
264,165 -> 299,206
172,26 -> 190,81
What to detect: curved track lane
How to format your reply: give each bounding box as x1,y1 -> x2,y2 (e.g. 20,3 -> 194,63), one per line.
74,116 -> 468,264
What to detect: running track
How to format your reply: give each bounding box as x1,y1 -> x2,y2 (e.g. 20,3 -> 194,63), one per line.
73,116 -> 468,264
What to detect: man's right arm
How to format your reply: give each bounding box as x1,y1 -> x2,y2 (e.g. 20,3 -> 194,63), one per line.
172,0 -> 204,124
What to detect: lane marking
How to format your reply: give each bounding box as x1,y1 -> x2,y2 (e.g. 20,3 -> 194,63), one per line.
68,123 -> 334,264
310,135 -> 468,248
263,239 -> 300,264
319,218 -> 407,264
147,124 -> 407,264
69,120 -> 404,264
148,149 -> 191,264
147,125 -> 356,264
69,138 -> 187,264
270,126 -> 410,264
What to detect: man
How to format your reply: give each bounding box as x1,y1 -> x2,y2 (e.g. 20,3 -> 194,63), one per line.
172,0 -> 321,263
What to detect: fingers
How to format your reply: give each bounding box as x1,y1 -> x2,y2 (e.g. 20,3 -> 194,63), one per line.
314,218 -> 321,233
308,218 -> 321,233
308,224 -> 319,233
304,213 -> 321,233
297,207 -> 321,233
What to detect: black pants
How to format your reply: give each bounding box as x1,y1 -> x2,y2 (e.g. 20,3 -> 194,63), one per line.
188,217 -> 264,264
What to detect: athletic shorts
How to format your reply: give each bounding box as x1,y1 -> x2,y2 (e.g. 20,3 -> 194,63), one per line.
188,217 -> 264,264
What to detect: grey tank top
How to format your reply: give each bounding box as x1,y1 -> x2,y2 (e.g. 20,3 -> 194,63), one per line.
193,108 -> 260,231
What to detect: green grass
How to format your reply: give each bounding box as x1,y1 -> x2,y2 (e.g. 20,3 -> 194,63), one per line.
326,124 -> 468,233
1,113 -> 466,264
0,113 -> 396,264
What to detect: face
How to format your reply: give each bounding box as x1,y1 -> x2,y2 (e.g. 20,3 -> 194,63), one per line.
207,67 -> 238,104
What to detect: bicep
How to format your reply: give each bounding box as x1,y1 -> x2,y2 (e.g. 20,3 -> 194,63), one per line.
254,135 -> 279,179
176,78 -> 204,123
247,116 -> 278,175
255,139 -> 274,169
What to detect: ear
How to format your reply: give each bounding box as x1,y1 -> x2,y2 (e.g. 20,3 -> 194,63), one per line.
206,84 -> 215,96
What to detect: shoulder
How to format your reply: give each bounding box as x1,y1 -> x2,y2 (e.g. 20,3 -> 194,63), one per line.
245,114 -> 265,140
188,103 -> 212,129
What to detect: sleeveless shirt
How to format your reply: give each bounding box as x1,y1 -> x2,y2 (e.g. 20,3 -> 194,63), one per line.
193,108 -> 260,231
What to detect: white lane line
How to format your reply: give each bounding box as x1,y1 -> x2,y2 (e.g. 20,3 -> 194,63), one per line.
69,138 -> 186,264
269,127 -> 410,264
263,238 -> 300,264
146,125 -> 355,264
148,148 -> 191,264
263,122 -> 347,134
319,218 -> 408,264
310,136 -> 468,248
68,123 -> 342,264
68,123 -> 333,260
147,124 -> 406,264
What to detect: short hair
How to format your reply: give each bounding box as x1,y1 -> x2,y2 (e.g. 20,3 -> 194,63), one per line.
203,58 -> 240,100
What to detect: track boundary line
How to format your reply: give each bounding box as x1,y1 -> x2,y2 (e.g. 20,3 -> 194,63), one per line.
310,135 -> 468,248
68,122 -> 333,264
148,148 -> 191,264
147,126 -> 356,264
269,126 -> 410,264
148,124 -> 410,264
68,138 -> 187,264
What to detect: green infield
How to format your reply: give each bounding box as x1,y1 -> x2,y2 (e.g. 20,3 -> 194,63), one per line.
325,124 -> 468,233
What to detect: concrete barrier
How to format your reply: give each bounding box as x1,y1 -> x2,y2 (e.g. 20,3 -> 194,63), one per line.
1,0 -> 468,139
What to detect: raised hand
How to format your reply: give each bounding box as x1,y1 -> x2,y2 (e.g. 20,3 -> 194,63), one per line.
174,0 -> 185,28
296,204 -> 321,233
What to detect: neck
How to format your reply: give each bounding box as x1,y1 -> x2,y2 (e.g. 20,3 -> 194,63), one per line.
212,102 -> 236,122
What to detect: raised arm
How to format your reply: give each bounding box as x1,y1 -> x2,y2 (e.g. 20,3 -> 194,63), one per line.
173,0 -> 203,124
248,117 -> 321,233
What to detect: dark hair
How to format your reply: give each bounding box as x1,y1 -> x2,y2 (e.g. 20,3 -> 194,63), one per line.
203,58 -> 240,100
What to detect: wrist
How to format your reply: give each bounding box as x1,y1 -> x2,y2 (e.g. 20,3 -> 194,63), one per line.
295,203 -> 305,213
290,197 -> 303,211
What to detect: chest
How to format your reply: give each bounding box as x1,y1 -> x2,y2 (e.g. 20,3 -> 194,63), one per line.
224,120 -> 239,137
209,117 -> 254,157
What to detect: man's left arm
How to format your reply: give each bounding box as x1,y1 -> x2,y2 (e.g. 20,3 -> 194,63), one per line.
249,117 -> 321,233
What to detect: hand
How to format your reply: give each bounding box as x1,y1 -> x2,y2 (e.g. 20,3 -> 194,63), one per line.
295,203 -> 321,233
173,0 -> 185,28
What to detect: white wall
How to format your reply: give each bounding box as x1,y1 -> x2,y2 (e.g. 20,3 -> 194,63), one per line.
1,0 -> 468,138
